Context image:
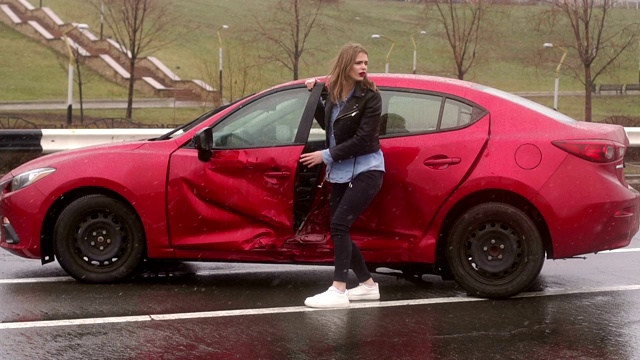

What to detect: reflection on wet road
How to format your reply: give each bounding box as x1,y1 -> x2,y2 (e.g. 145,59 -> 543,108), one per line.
1,240 -> 639,359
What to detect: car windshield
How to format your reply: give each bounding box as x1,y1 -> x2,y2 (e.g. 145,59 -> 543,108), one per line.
155,95 -> 253,140
479,85 -> 577,124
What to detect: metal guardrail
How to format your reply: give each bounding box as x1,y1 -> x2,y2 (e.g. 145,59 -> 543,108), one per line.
624,128 -> 640,146
37,128 -> 171,153
0,128 -> 170,153
0,127 -> 639,154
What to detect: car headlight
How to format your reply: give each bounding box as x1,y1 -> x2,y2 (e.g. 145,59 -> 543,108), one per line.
10,167 -> 56,192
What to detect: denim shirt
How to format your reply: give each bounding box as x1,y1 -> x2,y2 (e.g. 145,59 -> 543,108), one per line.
321,89 -> 385,184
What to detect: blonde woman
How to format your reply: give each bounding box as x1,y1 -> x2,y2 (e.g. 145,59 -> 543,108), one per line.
300,43 -> 385,308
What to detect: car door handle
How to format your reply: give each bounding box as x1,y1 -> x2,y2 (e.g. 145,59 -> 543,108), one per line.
264,171 -> 291,178
423,158 -> 461,166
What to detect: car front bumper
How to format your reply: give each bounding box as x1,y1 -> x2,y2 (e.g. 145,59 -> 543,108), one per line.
0,183 -> 48,259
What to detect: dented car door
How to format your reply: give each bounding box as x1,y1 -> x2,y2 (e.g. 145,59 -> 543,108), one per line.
166,87 -> 318,256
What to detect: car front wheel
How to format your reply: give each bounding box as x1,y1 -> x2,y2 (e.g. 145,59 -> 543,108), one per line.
54,195 -> 145,283
446,202 -> 545,299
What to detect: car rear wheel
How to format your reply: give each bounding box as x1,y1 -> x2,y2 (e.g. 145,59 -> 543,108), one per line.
54,195 -> 145,283
446,203 -> 545,299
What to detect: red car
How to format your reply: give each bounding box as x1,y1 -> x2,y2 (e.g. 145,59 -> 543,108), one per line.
1,74 -> 638,299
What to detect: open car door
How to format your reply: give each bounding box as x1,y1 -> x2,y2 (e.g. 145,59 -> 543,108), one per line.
166,86 -> 323,258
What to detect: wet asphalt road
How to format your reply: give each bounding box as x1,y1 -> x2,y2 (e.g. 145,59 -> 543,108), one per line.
1,235 -> 640,360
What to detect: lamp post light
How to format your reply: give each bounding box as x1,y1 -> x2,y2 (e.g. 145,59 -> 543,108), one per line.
217,24 -> 229,103
371,34 -> 395,73
410,30 -> 427,74
63,23 -> 89,125
543,42 -> 568,111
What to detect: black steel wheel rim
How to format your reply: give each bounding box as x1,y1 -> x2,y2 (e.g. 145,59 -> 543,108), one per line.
463,220 -> 525,283
72,210 -> 130,268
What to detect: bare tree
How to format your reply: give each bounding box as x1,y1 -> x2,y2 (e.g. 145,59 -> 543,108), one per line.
93,0 -> 177,119
57,46 -> 99,125
538,0 -> 639,122
252,0 -> 328,80
224,46 -> 266,102
74,47 -> 86,124
425,0 -> 491,80
200,43 -> 265,108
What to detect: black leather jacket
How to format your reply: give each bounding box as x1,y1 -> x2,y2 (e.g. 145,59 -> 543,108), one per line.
314,81 -> 382,162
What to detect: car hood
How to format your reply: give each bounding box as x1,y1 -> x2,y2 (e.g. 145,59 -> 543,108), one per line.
4,141 -> 147,179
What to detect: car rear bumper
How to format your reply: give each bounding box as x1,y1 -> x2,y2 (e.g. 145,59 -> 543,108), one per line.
535,161 -> 640,259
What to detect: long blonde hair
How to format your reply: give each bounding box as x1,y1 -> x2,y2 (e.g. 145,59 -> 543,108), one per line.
326,42 -> 377,104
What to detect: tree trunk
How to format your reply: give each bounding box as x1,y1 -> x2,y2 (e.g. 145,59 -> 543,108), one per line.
457,61 -> 464,80
77,62 -> 84,124
584,65 -> 593,122
126,59 -> 136,120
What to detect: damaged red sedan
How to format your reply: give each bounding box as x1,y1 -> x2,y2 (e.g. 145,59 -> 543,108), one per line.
1,74 -> 638,299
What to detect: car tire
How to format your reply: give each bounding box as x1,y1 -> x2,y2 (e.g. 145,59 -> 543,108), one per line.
446,202 -> 545,299
54,194 -> 145,283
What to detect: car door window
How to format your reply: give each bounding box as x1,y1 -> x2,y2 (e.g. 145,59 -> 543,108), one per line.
381,92 -> 441,135
212,88 -> 308,148
380,91 -> 486,136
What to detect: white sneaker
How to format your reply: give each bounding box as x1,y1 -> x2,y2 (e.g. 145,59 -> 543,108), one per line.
304,286 -> 349,308
347,283 -> 380,301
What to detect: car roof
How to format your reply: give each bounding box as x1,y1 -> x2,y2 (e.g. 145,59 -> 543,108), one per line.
278,73 -> 483,91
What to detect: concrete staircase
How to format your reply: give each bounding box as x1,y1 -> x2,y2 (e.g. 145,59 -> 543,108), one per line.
0,0 -> 219,104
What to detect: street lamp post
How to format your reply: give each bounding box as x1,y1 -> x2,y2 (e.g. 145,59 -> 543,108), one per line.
100,1 -> 104,40
63,23 -> 89,125
543,42 -> 568,111
217,24 -> 229,103
371,34 -> 395,73
173,66 -> 180,122
410,30 -> 427,74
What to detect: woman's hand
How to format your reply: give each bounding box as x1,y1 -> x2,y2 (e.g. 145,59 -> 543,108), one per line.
300,151 -> 324,167
305,78 -> 317,91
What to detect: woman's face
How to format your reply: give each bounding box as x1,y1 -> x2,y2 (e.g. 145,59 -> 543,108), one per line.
348,52 -> 368,83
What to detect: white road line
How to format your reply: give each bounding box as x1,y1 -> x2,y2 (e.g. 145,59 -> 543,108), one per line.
2,284 -> 640,330
0,277 -> 74,284
600,247 -> 640,253
0,315 -> 152,329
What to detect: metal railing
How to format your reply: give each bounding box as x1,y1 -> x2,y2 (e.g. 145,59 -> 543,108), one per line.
1,127 -> 640,154
624,128 -> 640,146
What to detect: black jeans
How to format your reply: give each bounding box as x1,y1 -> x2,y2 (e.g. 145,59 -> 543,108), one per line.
329,170 -> 384,283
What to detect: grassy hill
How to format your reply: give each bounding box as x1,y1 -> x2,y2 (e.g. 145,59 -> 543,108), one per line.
1,0 -> 639,123
0,21 -> 129,101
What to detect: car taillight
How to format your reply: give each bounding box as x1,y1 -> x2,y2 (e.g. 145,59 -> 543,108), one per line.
552,140 -> 625,163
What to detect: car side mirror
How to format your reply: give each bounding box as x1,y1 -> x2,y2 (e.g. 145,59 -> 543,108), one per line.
194,127 -> 213,162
